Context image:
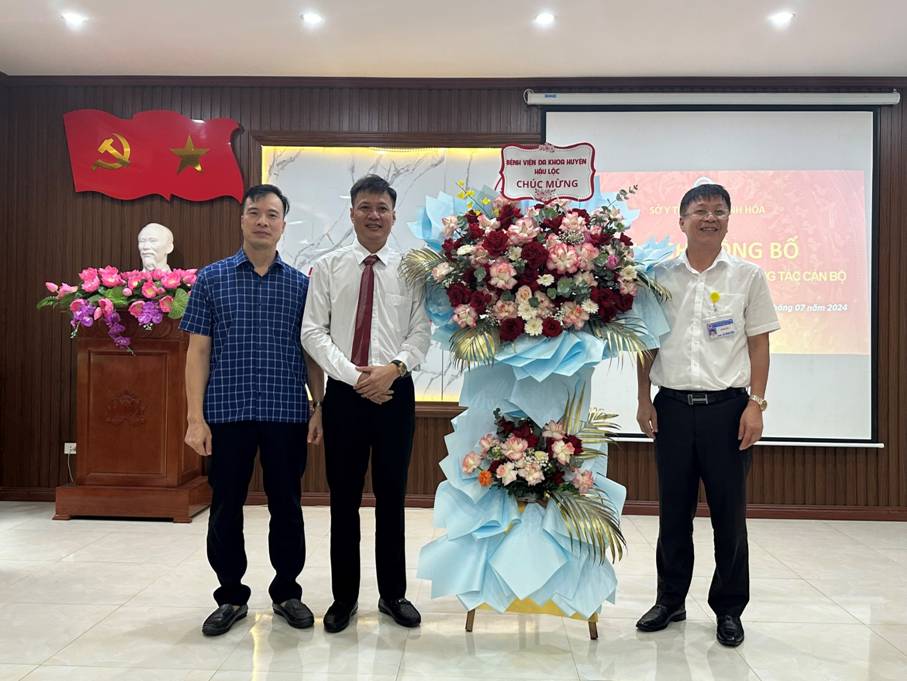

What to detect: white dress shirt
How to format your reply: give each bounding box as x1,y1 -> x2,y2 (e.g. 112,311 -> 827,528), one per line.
301,241 -> 431,386
650,249 -> 780,391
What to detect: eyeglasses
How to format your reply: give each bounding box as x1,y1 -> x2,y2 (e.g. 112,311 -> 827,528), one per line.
684,209 -> 730,220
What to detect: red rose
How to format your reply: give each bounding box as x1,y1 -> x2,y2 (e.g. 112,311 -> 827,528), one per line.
565,435 -> 583,454
525,433 -> 539,449
498,203 -> 522,228
499,317 -> 525,342
469,290 -> 491,314
483,230 -> 510,258
550,470 -> 565,486
619,233 -> 633,247
489,460 -> 501,475
498,419 -> 515,435
462,267 -> 476,285
465,211 -> 479,225
442,238 -> 457,257
521,241 -> 548,269
468,223 -> 485,240
542,215 -> 564,231
515,272 -> 541,291
616,292 -> 634,312
513,423 -> 533,439
446,282 -> 471,307
588,231 -> 607,247
574,208 -> 591,222
542,318 -> 563,338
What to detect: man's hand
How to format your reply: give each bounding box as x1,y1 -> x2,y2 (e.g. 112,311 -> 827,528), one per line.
307,408 -> 323,445
637,397 -> 659,439
738,401 -> 763,450
355,364 -> 398,404
185,419 -> 213,457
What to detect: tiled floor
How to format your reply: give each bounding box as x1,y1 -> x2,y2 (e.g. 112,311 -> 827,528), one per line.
1,501 -> 905,680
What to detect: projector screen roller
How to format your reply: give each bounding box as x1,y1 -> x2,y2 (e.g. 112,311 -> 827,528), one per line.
545,110 -> 876,443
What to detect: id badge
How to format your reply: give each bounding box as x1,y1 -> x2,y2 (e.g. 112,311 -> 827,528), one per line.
705,314 -> 737,339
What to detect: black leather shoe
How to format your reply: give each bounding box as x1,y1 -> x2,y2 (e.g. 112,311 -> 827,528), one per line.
323,601 -> 358,633
378,597 -> 421,628
716,614 -> 744,647
202,603 -> 247,636
635,603 -> 686,632
273,598 -> 314,629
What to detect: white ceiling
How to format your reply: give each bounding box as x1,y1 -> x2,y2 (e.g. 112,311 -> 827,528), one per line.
1,0 -> 905,78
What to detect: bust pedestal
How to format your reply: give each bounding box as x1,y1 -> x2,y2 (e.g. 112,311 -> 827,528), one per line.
54,317 -> 211,522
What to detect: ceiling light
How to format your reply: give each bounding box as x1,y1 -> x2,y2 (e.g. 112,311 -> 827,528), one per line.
768,10 -> 795,29
301,11 -> 324,27
534,12 -> 555,28
61,11 -> 88,30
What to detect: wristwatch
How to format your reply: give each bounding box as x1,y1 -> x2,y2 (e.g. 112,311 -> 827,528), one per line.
749,394 -> 768,412
390,359 -> 409,377
311,400 -> 323,410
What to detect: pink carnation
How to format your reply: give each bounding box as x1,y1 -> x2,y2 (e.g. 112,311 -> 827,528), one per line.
462,452 -> 482,475
546,243 -> 579,274
574,469 -> 595,494
453,304 -> 478,328
159,295 -> 174,313
488,260 -> 517,290
502,436 -> 529,462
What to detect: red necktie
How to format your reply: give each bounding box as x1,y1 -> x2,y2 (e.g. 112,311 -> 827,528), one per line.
351,254 -> 379,366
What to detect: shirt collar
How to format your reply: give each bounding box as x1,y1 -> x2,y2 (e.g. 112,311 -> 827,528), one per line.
679,247 -> 731,274
229,248 -> 287,272
351,240 -> 391,265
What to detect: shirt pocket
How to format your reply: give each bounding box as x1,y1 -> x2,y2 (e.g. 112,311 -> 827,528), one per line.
716,293 -> 746,335
385,292 -> 410,328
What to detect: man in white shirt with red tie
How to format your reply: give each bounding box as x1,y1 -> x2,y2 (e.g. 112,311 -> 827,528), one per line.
302,174 -> 431,633
635,183 -> 780,647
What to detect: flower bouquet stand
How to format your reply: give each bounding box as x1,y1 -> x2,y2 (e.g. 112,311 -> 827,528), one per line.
405,185 -> 670,639
41,268 -> 211,523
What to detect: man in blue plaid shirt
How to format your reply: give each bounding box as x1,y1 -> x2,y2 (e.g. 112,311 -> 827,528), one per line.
180,184 -> 324,637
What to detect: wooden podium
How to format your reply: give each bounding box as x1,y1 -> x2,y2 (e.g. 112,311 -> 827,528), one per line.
55,317 -> 211,522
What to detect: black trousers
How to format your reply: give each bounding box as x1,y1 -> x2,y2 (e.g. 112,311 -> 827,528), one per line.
322,376 -> 415,605
653,389 -> 752,617
207,421 -> 308,606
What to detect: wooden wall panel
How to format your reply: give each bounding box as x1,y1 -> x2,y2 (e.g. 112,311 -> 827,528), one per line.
1,76 -> 905,519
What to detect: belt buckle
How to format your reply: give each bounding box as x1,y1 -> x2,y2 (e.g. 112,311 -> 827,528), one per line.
687,393 -> 709,406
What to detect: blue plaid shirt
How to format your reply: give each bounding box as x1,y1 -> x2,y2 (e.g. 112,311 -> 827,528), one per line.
180,249 -> 310,424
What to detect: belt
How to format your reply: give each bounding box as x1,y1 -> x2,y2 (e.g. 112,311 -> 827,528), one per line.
659,387 -> 747,406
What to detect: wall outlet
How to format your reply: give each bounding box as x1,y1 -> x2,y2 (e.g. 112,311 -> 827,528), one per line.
64,442 -> 77,455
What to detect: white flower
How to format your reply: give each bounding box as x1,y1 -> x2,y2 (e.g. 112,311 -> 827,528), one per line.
537,273 -> 554,286
581,299 -> 599,314
533,449 -> 548,463
525,318 -> 543,336
507,246 -> 523,262
620,265 -> 638,281
517,301 -> 538,321
456,244 -> 475,256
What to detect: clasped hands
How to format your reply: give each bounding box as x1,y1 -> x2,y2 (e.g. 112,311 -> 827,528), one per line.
355,364 -> 399,404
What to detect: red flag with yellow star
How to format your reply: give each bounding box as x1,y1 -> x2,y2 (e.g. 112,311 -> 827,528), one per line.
63,109 -> 244,202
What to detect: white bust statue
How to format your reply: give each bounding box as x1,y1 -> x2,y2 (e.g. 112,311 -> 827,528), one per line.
138,223 -> 174,272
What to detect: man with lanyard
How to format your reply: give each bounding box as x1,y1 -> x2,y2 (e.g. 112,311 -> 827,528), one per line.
302,174 -> 431,633
635,183 -> 780,647
182,184 -> 325,636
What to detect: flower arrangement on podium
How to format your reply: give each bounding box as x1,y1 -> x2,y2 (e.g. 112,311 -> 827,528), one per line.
38,266 -> 197,351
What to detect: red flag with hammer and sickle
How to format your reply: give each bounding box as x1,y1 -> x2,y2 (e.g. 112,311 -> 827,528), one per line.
63,109 -> 244,202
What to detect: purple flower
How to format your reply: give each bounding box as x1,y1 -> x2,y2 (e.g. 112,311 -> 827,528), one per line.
137,300 -> 163,326
72,304 -> 96,328
113,335 -> 131,349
